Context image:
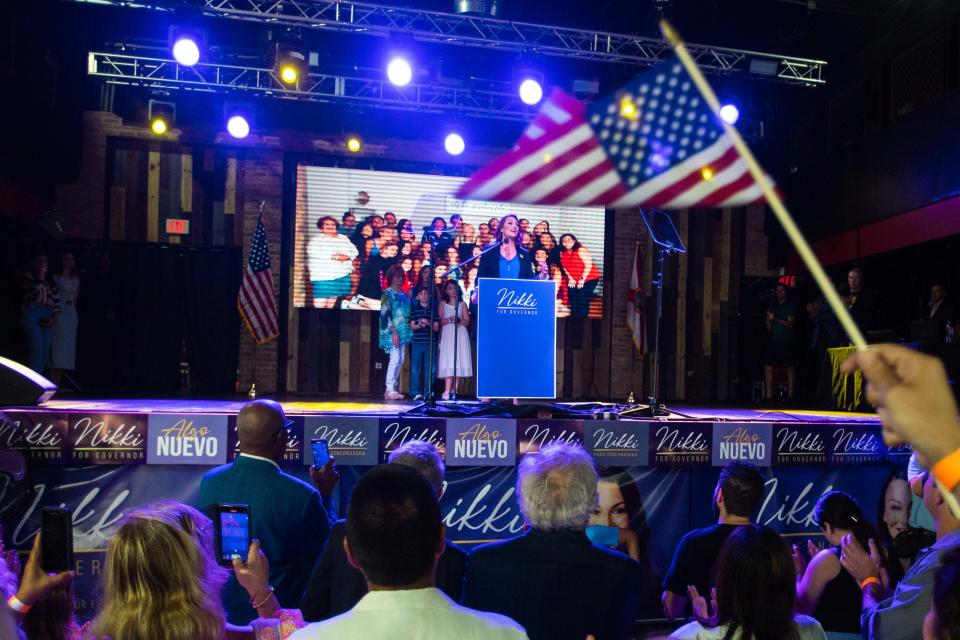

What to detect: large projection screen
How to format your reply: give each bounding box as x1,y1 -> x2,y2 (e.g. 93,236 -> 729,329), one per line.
293,165 -> 605,318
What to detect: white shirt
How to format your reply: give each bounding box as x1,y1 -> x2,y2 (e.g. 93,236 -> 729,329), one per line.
307,233 -> 359,281
670,614 -> 827,640
289,587 -> 528,640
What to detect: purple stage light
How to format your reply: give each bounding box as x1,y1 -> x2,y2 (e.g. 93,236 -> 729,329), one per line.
172,37 -> 201,67
444,133 -> 465,156
519,78 -> 543,106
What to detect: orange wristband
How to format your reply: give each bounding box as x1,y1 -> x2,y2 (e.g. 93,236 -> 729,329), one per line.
932,447 -> 960,492
859,576 -> 880,590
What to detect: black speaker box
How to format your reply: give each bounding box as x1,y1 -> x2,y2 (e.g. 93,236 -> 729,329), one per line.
0,356 -> 57,406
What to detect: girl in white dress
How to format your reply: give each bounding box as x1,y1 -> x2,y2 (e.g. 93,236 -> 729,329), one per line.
437,279 -> 472,400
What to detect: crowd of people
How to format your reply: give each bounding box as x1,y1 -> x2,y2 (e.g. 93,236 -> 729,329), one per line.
2,343 -> 960,639
306,210 -> 601,319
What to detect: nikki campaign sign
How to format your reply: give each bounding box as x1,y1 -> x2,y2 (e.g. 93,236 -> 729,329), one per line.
446,419 -> 517,467
476,278 -> 556,399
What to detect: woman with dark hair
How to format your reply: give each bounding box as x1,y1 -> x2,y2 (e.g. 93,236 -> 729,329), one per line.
877,466 -> 925,585
379,264 -> 412,400
476,214 -> 542,283
399,257 -> 415,296
21,254 -> 60,374
437,279 -> 471,400
559,233 -> 600,318
588,468 -> 650,561
308,216 -> 359,308
796,491 -> 893,634
672,525 -> 827,640
351,222 -> 374,261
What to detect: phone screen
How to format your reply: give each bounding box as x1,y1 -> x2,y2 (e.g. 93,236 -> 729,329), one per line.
311,439 -> 330,468
218,509 -> 250,562
41,507 -> 74,573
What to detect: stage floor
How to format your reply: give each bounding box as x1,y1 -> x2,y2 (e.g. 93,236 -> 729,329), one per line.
17,396 -> 880,424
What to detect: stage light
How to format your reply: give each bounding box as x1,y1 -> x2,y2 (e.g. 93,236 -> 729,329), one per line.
620,98 -> 639,120
148,99 -> 175,136
701,166 -> 715,180
444,133 -> 465,156
719,104 -> 740,125
387,57 -> 413,87
346,136 -> 362,153
519,78 -> 543,106
276,48 -> 306,86
172,37 -> 200,67
227,115 -> 250,139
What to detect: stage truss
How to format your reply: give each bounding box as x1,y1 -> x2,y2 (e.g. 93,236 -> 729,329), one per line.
87,51 -> 536,121
73,0 -> 827,87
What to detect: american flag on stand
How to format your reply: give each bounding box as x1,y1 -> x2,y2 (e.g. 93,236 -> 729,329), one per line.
456,57 -> 772,209
627,242 -> 647,357
239,217 -> 280,344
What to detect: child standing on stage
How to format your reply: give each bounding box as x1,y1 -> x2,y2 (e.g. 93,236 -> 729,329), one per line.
408,286 -> 438,401
379,264 -> 412,400
437,279 -> 472,400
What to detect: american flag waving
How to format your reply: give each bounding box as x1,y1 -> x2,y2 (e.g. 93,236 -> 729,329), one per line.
239,216 -> 280,344
457,57 -> 772,209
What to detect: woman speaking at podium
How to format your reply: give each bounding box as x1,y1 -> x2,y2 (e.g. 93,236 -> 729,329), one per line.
476,214 -> 546,281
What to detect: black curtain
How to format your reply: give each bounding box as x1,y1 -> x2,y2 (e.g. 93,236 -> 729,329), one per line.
111,244 -> 241,394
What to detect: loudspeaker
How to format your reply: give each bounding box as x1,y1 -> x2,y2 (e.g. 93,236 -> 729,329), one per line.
0,356 -> 57,406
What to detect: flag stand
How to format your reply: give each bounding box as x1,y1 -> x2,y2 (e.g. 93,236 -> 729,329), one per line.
248,342 -> 257,399
622,209 -> 685,418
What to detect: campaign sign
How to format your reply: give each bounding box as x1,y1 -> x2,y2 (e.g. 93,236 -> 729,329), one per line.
829,425 -> 885,464
476,278 -> 556,399
0,412 -> 69,463
446,419 -> 517,467
885,442 -> 914,465
304,416 -> 378,466
712,423 -> 773,467
650,422 -> 711,466
68,414 -> 146,464
517,420 -> 583,456
773,424 -> 829,465
585,420 -> 649,466
379,417 -> 446,462
227,415 -> 304,465
147,415 -> 228,465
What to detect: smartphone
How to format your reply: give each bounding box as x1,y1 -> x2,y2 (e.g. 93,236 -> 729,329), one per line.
585,524 -> 620,548
311,438 -> 330,469
214,503 -> 251,566
41,507 -> 74,573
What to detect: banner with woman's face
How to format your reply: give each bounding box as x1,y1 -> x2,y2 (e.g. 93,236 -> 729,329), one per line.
292,164 -> 606,317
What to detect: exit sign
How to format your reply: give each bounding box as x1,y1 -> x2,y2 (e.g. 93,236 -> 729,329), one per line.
166,218 -> 190,234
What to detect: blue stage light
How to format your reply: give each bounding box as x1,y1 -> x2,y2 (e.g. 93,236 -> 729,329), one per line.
719,104 -> 740,125
444,133 -> 465,156
519,78 -> 543,106
172,37 -> 201,67
387,57 -> 413,87
227,115 -> 250,139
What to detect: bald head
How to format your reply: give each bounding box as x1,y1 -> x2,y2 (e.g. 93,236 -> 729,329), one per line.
237,400 -> 286,458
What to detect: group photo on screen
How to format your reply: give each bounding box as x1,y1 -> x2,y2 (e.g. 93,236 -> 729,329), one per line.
293,165 -> 605,318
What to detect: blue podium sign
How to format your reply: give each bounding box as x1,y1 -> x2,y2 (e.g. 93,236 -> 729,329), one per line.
476,278 -> 556,399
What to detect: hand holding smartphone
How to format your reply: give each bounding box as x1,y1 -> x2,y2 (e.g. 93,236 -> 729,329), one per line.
311,438 -> 330,469
215,503 -> 251,566
41,507 -> 74,573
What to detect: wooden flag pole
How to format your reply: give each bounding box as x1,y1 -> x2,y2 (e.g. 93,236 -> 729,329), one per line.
660,19 -> 960,519
659,19 -> 866,352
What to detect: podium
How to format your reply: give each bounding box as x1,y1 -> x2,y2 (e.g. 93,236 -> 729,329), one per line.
476,278 -> 557,399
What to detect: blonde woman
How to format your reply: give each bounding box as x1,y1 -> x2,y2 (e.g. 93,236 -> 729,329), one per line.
88,502 -> 303,640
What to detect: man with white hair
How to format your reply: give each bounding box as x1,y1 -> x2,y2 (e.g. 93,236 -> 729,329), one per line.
461,442 -> 642,640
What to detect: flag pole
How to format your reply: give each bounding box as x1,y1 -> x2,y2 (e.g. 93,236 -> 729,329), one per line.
247,200 -> 266,400
660,19 -> 960,518
659,19 -> 866,352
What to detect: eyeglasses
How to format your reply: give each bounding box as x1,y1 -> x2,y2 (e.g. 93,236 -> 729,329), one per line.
271,419 -> 295,440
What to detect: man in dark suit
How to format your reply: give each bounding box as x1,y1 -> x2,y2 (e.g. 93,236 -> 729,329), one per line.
197,400 -> 333,624
461,442 -> 643,640
842,266 -> 880,334
300,440 -> 467,622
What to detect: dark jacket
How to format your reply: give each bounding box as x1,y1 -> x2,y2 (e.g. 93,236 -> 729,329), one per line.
477,245 -> 536,281
300,519 -> 468,622
197,456 -> 331,624
461,528 -> 643,640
